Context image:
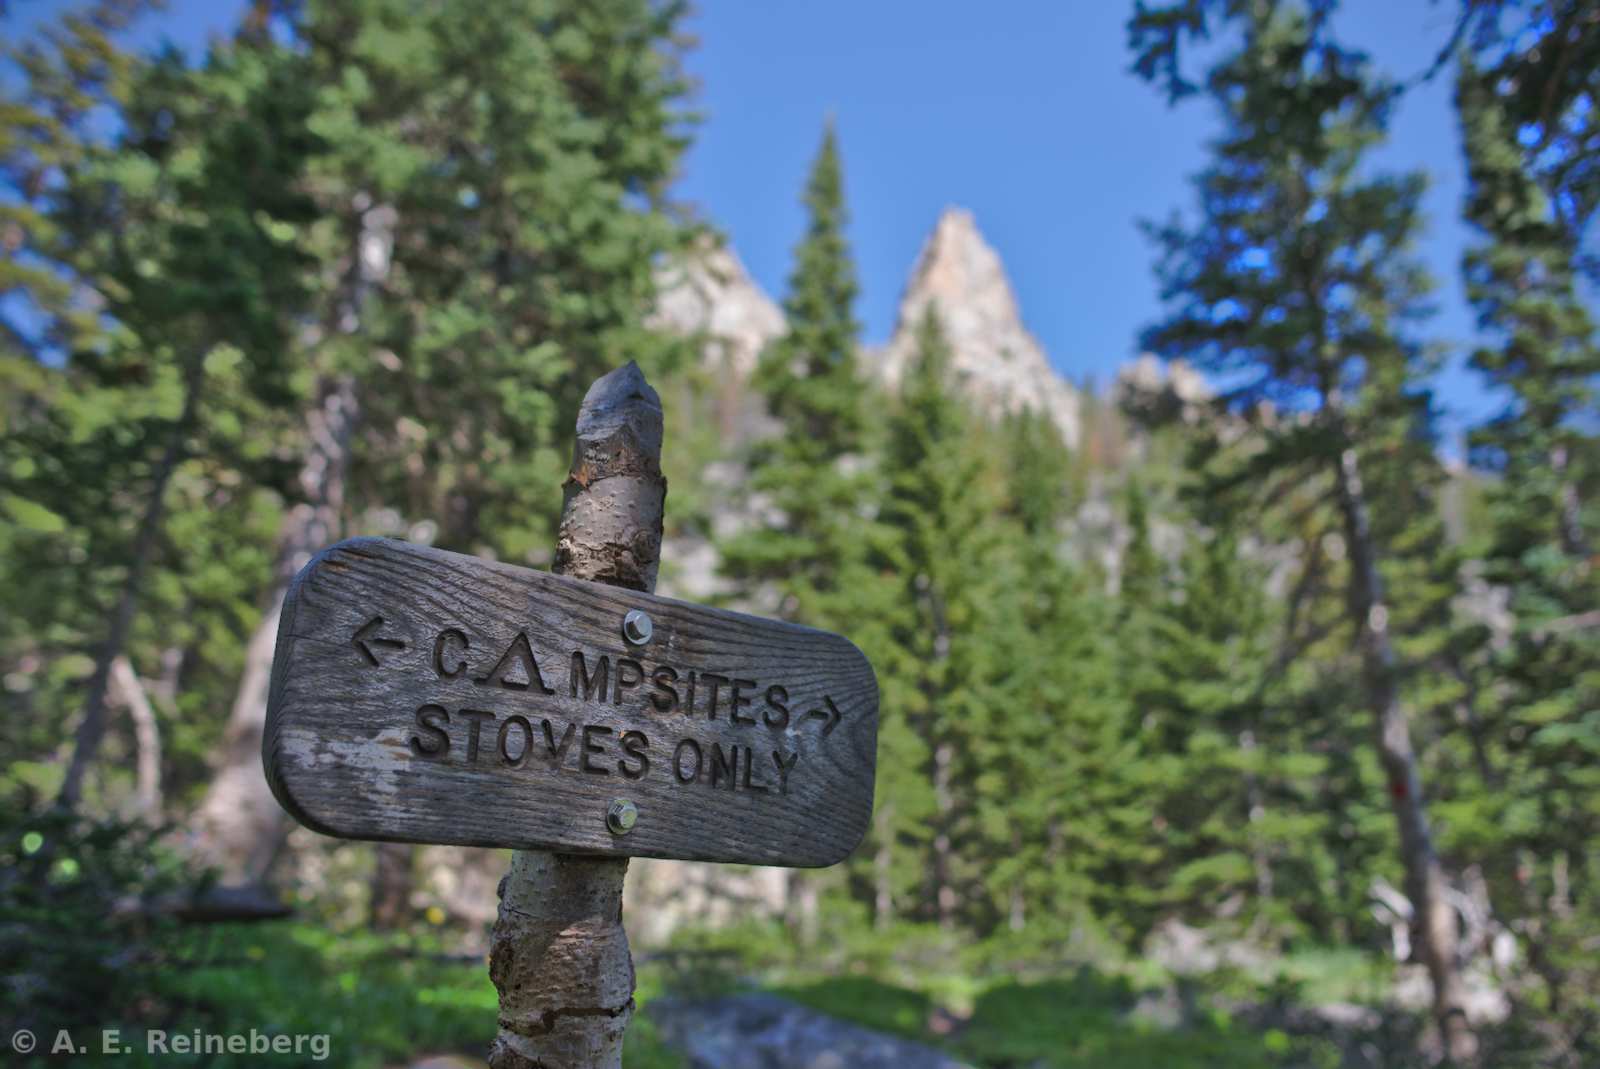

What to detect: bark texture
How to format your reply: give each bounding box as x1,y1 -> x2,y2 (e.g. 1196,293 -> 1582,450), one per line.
489,361 -> 665,1069
1550,444 -> 1590,561
1333,445 -> 1476,1063
931,739 -> 956,931
551,361 -> 666,592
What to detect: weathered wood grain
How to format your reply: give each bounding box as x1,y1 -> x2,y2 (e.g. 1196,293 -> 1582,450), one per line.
263,536 -> 879,867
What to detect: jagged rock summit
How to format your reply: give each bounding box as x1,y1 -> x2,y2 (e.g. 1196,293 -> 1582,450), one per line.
1115,352 -> 1213,424
651,237 -> 786,379
876,207 -> 1081,446
652,208 -> 1083,446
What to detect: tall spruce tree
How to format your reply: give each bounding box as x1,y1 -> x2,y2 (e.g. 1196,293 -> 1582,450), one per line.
2,1 -> 153,807
722,124 -> 874,623
1134,495 -> 1286,932
1454,11 -> 1599,1041
2,4 -> 317,811
871,309 -> 1013,930
192,0 -> 698,890
721,123 -> 889,939
985,411 -> 1133,939
1131,2 -> 1476,1056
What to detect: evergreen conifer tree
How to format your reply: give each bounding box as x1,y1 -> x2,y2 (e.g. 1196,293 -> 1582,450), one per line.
1454,19 -> 1599,1032
1131,2 -> 1476,1055
721,124 -> 876,625
187,0 -> 700,889
720,123 -> 892,939
2,6 -> 317,809
985,411 -> 1133,939
872,308 -> 1010,929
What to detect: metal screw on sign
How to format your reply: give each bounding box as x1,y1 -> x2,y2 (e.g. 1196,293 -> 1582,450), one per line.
622,609 -> 653,645
606,798 -> 638,835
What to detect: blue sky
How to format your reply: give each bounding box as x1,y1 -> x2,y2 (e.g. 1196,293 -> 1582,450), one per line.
20,0 -> 1501,446
676,0 -> 1499,448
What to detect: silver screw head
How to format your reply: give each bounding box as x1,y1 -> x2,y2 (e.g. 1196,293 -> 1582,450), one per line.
622,609 -> 653,645
606,798 -> 638,835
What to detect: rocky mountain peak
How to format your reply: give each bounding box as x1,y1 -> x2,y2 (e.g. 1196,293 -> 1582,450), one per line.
650,238 -> 786,379
654,210 -> 1083,447
874,207 -> 1081,446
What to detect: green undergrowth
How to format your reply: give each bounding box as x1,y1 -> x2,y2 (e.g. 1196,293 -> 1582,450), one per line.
959,976 -> 1341,1069
11,920 -> 685,1069
659,919 -> 1396,1069
771,971 -> 1344,1069
12,910 -> 1418,1069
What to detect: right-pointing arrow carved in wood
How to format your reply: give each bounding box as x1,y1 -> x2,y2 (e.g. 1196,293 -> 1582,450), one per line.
351,615 -> 406,666
803,695 -> 842,737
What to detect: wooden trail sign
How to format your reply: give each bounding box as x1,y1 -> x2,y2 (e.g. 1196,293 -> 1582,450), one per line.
263,362 -> 878,1068
264,536 -> 879,867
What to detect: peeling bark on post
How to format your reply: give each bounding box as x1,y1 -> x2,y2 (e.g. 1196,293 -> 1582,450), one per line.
488,361 -> 665,1069
550,361 -> 665,592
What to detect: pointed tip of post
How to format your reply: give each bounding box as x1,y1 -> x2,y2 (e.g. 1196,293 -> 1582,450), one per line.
582,360 -> 657,409
576,360 -> 663,444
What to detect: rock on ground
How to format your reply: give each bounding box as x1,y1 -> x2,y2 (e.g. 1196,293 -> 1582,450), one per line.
651,993 -> 972,1069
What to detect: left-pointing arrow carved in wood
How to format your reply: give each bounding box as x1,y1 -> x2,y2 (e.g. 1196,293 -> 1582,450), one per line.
351,616 -> 406,666
803,695 -> 842,737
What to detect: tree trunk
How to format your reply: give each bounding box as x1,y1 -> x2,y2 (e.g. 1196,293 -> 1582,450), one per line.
1008,826 -> 1026,933
873,803 -> 893,931
785,872 -> 820,945
58,366 -> 200,811
109,655 -> 162,820
1239,730 -> 1274,909
370,842 -> 414,931
931,739 -> 956,930
193,374 -> 357,883
1550,443 -> 1590,560
1332,443 -> 1477,1064
151,645 -> 183,709
195,195 -> 389,881
1549,851 -> 1572,921
488,362 -> 665,1069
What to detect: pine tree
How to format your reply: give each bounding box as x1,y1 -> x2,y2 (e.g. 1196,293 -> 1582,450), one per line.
720,123 -> 890,939
1136,490 -> 1300,935
2,1 -> 153,806
1131,2 -> 1476,1056
722,124 -> 874,623
190,0 -> 700,887
1454,16 -> 1599,1036
870,309 -> 1013,929
982,411 -> 1133,940
1,4 -> 317,810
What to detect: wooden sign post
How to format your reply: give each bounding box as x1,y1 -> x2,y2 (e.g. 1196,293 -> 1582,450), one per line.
263,362 -> 879,1068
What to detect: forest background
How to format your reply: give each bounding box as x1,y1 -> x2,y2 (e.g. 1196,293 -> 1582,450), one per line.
1,1 -> 1595,1067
